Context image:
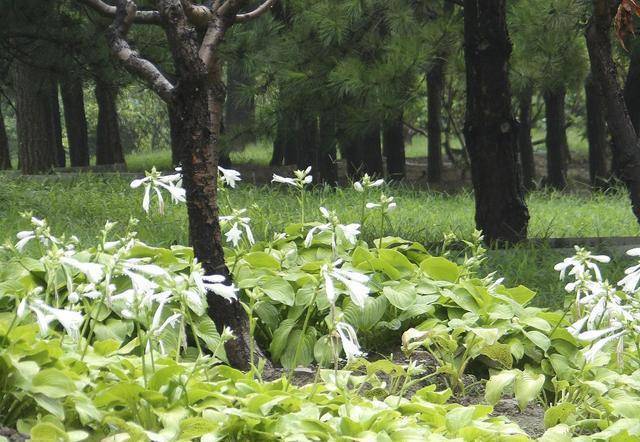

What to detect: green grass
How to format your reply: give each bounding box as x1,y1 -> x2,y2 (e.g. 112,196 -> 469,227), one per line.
1,175 -> 637,308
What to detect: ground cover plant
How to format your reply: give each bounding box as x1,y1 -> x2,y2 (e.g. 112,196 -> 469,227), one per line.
2,166 -> 640,440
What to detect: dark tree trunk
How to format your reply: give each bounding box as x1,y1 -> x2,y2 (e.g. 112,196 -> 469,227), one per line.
463,0 -> 529,244
518,88 -> 535,190
61,77 -> 89,167
13,61 -> 57,174
296,113 -> 318,171
95,80 -> 125,166
318,113 -> 338,186
225,59 -> 255,147
0,105 -> 10,170
427,58 -> 444,183
48,81 -> 65,168
586,0 -> 640,224
383,115 -> 406,181
272,110 -> 298,166
168,103 -> 182,166
585,74 -> 609,188
624,42 -> 640,134
544,87 -> 568,190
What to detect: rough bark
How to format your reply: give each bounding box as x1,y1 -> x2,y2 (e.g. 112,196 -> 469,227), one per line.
463,0 -> 529,244
544,87 -> 569,190
586,0 -> 640,224
168,103 -> 182,166
585,74 -> 610,188
427,55 -> 444,183
0,105 -> 10,170
48,81 -> 65,168
95,80 -> 125,165
61,77 -> 90,167
383,115 -> 406,181
624,42 -> 640,134
517,88 -> 535,190
13,61 -> 57,174
225,59 -> 255,147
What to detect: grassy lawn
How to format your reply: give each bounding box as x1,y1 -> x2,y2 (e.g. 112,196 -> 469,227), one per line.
1,174 -> 637,309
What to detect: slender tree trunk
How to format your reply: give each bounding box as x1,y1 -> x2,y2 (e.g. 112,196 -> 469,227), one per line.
463,0 -> 529,244
271,112 -> 286,166
544,87 -> 568,190
585,74 -> 609,188
14,61 -> 57,174
168,103 -> 182,166
427,59 -> 444,183
318,112 -> 338,185
225,59 -> 255,147
586,0 -> 640,224
296,113 -> 318,171
0,105 -> 10,170
49,80 -> 65,168
383,115 -> 406,181
624,42 -> 640,134
95,80 -> 125,166
518,88 -> 535,190
363,125 -> 384,178
61,77 -> 89,167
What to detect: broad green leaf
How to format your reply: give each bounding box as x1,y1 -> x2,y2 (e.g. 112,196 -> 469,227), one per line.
544,403 -> 576,428
524,330 -> 551,352
244,251 -> 281,270
269,318 -> 297,360
514,371 -> 545,410
31,368 -> 76,398
314,335 -> 334,367
382,281 -> 417,310
420,257 -> 460,282
485,370 -> 517,405
281,328 -> 316,369
261,276 -> 295,306
503,286 -> 536,305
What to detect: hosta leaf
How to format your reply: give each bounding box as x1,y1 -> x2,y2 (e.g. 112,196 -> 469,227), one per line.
485,370 -> 517,405
281,328 -> 316,369
539,424 -> 572,442
194,316 -> 227,362
503,286 -> 536,305
243,251 -> 281,270
420,257 -> 460,282
314,335 -> 334,366
31,368 -> 76,398
261,276 -> 295,306
479,343 -> 513,369
254,301 -> 280,331
382,281 -> 417,310
179,417 -> 220,438
343,295 -> 388,331
269,318 -> 297,360
514,371 -> 545,410
544,403 -> 576,428
524,330 -> 551,352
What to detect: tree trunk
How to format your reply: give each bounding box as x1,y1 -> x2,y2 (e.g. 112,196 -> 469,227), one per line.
48,81 -> 65,168
383,115 -> 406,181
0,104 -> 10,170
585,74 -> 609,188
427,59 -> 444,183
61,77 -> 89,167
13,61 -> 57,174
318,113 -> 338,186
463,0 -> 529,244
586,0 -> 640,224
225,59 -> 255,147
624,42 -> 640,134
95,80 -> 125,166
518,88 -> 535,190
544,87 -> 568,190
296,113 -> 318,171
168,103 -> 182,166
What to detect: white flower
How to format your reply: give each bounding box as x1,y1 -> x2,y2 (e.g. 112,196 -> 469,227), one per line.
354,182 -> 364,192
218,166 -> 242,188
131,167 -> 185,215
124,269 -> 158,295
30,301 -> 84,340
16,298 -> 28,319
194,272 -> 238,302
304,224 -> 331,248
339,224 -> 361,245
225,223 -> 243,247
353,174 -> 384,192
60,257 -> 105,284
272,174 -> 297,186
321,262 -> 370,308
336,322 -> 363,360
15,231 -> 35,251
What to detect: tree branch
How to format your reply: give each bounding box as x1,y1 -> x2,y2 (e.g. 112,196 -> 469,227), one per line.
76,0 -> 162,24
106,0 -> 175,102
180,0 -> 213,27
235,0 -> 277,23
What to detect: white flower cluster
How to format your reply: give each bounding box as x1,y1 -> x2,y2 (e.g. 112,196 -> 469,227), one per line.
272,166 -> 313,188
130,167 -> 185,214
